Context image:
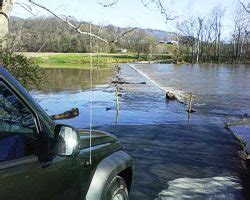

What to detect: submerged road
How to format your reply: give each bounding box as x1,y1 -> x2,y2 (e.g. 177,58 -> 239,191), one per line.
98,64 -> 248,199
98,124 -> 246,199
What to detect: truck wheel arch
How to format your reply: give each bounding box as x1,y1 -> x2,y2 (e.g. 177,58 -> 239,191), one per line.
86,151 -> 133,200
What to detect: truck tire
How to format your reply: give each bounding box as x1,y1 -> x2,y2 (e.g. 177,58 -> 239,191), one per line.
104,176 -> 129,200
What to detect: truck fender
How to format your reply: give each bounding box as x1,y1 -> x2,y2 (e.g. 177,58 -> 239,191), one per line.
86,150 -> 132,200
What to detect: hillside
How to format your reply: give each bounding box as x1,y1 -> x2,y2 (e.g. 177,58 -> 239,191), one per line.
9,16 -> 176,53
143,28 -> 176,40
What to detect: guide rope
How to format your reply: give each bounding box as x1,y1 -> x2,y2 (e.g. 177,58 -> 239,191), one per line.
89,22 -> 93,165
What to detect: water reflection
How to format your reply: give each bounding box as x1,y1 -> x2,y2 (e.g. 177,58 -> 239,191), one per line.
40,67 -> 113,93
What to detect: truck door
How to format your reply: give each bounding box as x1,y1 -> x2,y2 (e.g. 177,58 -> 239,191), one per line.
0,80 -> 80,200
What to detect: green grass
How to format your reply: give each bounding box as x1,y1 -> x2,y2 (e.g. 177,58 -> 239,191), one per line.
40,62 -> 114,69
22,52 -> 174,67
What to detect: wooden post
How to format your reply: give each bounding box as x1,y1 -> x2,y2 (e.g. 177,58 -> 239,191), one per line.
115,86 -> 119,124
188,92 -> 193,113
115,86 -> 119,110
187,112 -> 191,124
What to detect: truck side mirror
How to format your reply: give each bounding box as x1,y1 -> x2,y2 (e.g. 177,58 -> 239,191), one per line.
54,124 -> 79,156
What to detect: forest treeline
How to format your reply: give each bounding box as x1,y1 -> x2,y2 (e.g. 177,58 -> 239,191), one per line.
9,17 -> 158,56
176,5 -> 249,64
9,2 -> 249,64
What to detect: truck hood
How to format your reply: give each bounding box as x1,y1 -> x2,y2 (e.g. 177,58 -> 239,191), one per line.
77,129 -> 119,149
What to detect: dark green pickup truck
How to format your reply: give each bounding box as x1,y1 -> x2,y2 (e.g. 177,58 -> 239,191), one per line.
0,66 -> 133,200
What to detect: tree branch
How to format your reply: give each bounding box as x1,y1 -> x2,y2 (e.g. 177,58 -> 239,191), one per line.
240,2 -> 250,13
156,0 -> 177,21
141,0 -> 177,21
98,0 -> 118,7
99,0 -> 177,22
28,0 -> 109,44
14,2 -> 35,16
112,28 -> 137,43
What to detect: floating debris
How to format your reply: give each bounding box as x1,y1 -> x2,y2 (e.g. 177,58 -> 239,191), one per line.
50,108 -> 79,120
111,80 -> 147,85
106,107 -> 112,111
165,91 -> 177,100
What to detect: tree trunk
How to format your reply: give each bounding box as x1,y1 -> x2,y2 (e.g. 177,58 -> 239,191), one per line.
196,40 -> 200,63
0,0 -> 13,42
137,51 -> 140,59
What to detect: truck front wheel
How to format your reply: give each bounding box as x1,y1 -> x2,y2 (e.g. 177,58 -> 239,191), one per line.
104,176 -> 129,200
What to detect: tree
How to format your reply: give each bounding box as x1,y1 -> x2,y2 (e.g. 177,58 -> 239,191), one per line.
175,5 -> 246,64
177,17 -> 196,62
210,6 -> 224,63
0,0 -> 13,42
231,2 -> 249,63
127,30 -> 156,58
0,1 -> 44,90
1,0 -> 172,46
0,40 -> 44,89
195,17 -> 204,63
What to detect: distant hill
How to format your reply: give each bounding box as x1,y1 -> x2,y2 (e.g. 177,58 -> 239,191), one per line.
9,16 -> 176,53
143,29 -> 176,41
10,16 -> 176,41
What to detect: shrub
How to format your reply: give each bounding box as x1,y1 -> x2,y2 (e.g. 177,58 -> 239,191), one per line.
0,47 -> 44,90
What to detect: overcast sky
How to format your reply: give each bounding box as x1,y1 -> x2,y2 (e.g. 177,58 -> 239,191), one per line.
11,0 -> 246,39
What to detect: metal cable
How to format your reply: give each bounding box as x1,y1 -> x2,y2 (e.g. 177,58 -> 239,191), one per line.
89,22 -> 93,165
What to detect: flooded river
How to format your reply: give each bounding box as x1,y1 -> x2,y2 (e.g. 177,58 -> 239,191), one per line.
32,64 -> 250,199
33,66 -> 188,127
33,64 -> 250,127
134,64 -> 250,118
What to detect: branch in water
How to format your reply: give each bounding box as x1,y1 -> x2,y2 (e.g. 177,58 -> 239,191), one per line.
50,108 -> 79,120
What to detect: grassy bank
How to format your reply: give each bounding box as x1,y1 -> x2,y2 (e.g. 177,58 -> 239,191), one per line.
22,52 -> 174,67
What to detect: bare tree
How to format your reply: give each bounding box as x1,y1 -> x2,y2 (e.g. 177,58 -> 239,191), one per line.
1,0 -> 135,46
195,17 -> 204,63
231,2 -> 249,63
211,6 -> 224,63
203,18 -> 214,62
177,17 -> 196,62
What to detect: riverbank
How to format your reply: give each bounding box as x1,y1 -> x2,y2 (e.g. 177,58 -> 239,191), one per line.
22,52 -> 174,67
